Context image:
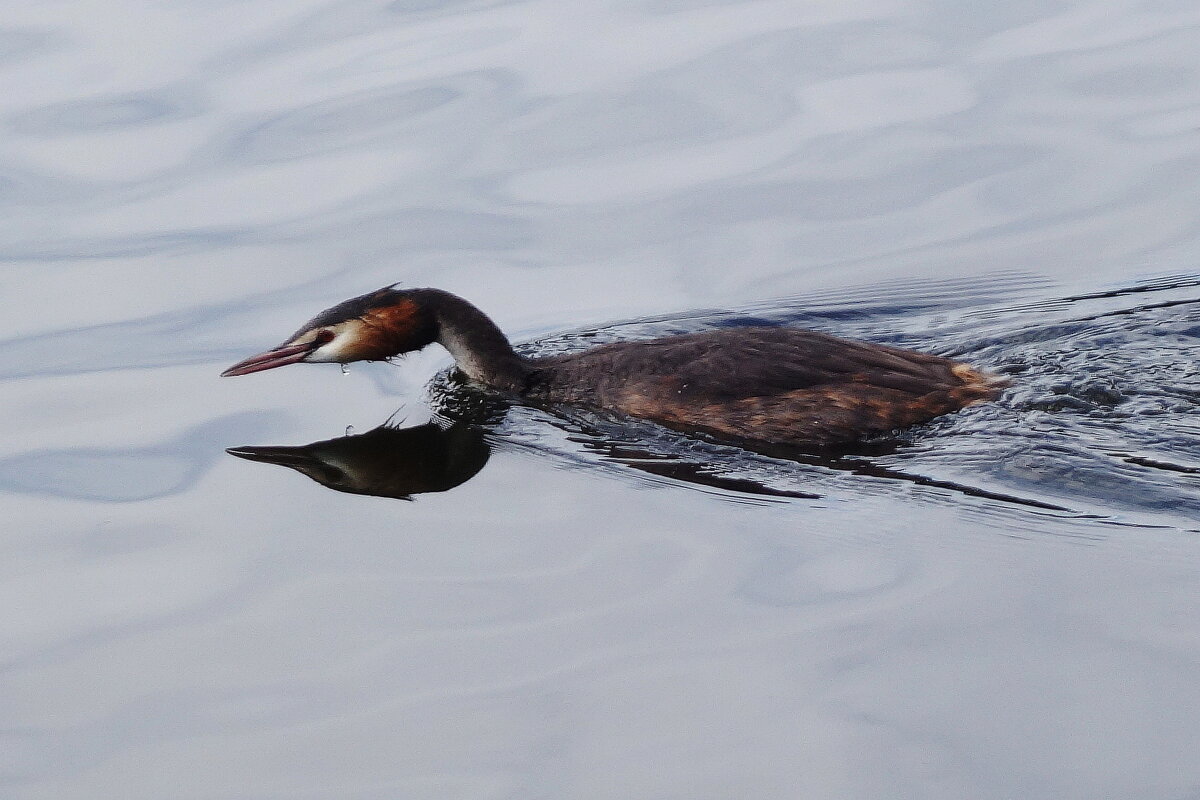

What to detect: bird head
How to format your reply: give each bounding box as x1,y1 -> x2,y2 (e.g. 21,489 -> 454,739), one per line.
221,286 -> 438,377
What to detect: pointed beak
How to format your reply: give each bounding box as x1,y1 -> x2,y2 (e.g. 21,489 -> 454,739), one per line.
226,444 -> 346,487
221,342 -> 313,377
225,444 -> 317,466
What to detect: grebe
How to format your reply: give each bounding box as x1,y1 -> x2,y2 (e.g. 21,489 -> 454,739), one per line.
222,287 -> 1003,448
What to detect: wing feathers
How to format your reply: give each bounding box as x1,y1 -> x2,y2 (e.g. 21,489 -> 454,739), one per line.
529,327 -> 999,447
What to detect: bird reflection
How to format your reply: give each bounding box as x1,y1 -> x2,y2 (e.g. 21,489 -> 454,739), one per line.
227,420 -> 489,499
227,383 -> 1062,509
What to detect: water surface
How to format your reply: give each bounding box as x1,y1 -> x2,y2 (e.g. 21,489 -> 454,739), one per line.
3,1 -> 1200,798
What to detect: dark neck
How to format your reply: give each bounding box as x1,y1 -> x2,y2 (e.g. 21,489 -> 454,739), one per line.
413,289 -> 530,391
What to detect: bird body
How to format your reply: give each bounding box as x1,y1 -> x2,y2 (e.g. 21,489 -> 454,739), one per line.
223,287 -> 1002,449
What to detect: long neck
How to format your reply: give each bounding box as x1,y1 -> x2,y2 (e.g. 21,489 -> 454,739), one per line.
414,289 -> 531,391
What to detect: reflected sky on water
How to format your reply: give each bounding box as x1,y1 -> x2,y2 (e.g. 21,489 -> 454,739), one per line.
3,1 -> 1200,798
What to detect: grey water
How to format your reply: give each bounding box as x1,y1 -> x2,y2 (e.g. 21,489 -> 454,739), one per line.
3,1 -> 1200,798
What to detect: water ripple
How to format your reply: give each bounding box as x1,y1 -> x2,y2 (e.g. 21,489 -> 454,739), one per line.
8,88 -> 198,137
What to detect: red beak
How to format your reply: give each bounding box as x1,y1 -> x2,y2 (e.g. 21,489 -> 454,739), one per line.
221,342 -> 313,377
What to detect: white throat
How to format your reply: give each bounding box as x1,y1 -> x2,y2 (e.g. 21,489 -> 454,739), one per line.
438,323 -> 490,383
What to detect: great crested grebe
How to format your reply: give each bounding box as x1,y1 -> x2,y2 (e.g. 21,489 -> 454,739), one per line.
222,287 -> 1003,448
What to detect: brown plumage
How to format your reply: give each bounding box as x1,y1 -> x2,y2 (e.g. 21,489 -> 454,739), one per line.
525,327 -> 999,448
222,287 -> 1004,449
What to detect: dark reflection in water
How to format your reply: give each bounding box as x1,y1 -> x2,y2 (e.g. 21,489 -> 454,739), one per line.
488,404 -> 1075,509
226,408 -> 824,502
227,421 -> 490,500
225,392 -> 1058,508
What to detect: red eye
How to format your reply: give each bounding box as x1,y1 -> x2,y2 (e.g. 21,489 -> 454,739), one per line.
313,329 -> 335,346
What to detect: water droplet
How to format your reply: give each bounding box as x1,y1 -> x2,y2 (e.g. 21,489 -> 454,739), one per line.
341,364 -> 350,375
345,425 -> 355,436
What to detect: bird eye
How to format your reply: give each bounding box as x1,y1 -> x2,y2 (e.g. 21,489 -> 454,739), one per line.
313,329 -> 336,347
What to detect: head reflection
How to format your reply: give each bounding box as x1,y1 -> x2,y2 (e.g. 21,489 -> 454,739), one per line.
227,420 -> 489,499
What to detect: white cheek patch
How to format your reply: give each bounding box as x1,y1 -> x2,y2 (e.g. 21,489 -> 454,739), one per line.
305,327 -> 361,363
